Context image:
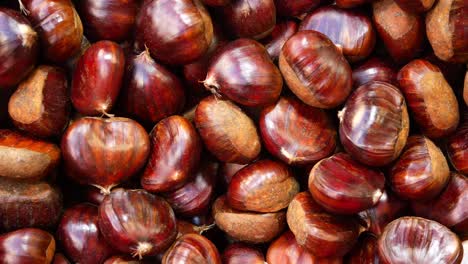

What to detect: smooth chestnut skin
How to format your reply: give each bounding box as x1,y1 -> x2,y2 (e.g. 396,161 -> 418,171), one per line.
394,0 -> 435,13
227,159 -> 299,213
219,162 -> 247,187
0,178 -> 62,231
141,116 -> 201,193
162,234 -> 221,264
339,81 -> 410,167
274,0 -> 320,17
8,65 -> 70,138
390,135 -> 450,200
287,192 -> 361,258
464,71 -> 468,106
57,203 -> 114,264
0,129 -> 60,181
372,0 -> 425,64
19,0 -> 83,63
426,0 -> 467,63
447,114 -> 468,174
300,6 -> 376,62
378,217 -> 463,264
336,0 -> 371,8
0,228 -> 55,264
309,153 -> 385,214
261,20 -> 298,61
61,117 -> 150,193
77,0 -> 137,41
0,8 -> 38,88
195,96 -> 261,164
279,31 -> 352,109
412,172 -> 468,233
398,59 -> 459,138
53,253 -> 71,264
259,96 -> 337,166
98,189 -> 177,258
71,41 -> 125,116
345,233 -> 380,264
104,255 -> 148,264
223,243 -> 265,264
204,38 -> 283,107
212,196 -> 286,244
202,0 -> 230,6
352,57 -> 398,88
136,0 -> 213,65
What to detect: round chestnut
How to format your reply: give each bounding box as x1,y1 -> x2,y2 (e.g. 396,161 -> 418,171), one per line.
223,243 -> 265,264
274,0 -> 320,17
219,162 -> 247,187
162,234 -> 221,264
0,228 -> 55,264
394,0 -> 435,13
447,114 -> 468,174
352,57 -> 398,88
261,19 -> 298,61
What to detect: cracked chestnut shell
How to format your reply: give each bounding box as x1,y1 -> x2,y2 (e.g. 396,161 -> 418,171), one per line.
162,234 -> 221,264
0,228 -> 55,264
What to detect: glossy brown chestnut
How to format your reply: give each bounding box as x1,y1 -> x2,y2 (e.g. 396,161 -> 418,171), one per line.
0,8 -> 38,88
219,162 -> 247,187
57,203 -> 114,264
300,6 -> 376,62
104,255 -> 148,264
274,0 -> 320,17
426,0 -> 467,63
0,129 -> 60,181
0,178 -> 62,231
19,0 -> 83,63
287,192 -> 361,258
162,234 -> 221,264
0,228 -> 55,264
336,0 -> 371,8
194,96 -> 261,164
71,40 -> 125,116
141,116 -> 201,193
227,159 -> 299,213
98,189 -> 177,258
309,153 -> 385,214
212,196 -> 286,243
398,59 -> 459,138
176,220 -> 215,237
61,117 -> 150,193
412,172 -> 467,233
201,0 -> 230,6
372,0 -> 425,64
345,233 -> 380,264
261,19 -> 298,61
223,243 -> 265,264
378,217 -> 463,264
339,81 -> 409,167
136,0 -> 213,65
352,57 -> 398,88
279,30 -> 352,109
464,71 -> 468,106
204,38 -> 282,107
394,0 -> 435,13
390,135 -> 450,200
447,114 -> 468,174
259,96 -> 337,166
53,253 -> 71,264
8,65 -> 70,138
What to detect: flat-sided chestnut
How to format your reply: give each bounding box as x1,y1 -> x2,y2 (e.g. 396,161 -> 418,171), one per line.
162,234 -> 221,264
212,196 -> 286,243
398,59 -> 459,138
274,0 -> 320,17
204,38 -> 282,107
259,96 -> 337,166
447,114 -> 468,174
287,192 -> 360,258
378,217 -> 463,264
195,96 -> 261,164
261,19 -> 298,61
0,129 -> 60,181
352,57 -> 398,88
300,6 -> 376,62
279,30 -> 352,109
394,0 -> 435,13
339,81 -> 409,167
345,233 -> 380,263
223,243 -> 265,264
0,228 -> 55,264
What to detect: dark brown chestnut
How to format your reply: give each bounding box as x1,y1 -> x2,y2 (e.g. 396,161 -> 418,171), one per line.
260,19 -> 298,61
223,243 -> 265,264
0,228 -> 55,264
8,65 -> 70,138
259,96 -> 337,166
464,71 -> 467,106
300,6 -> 376,62
104,255 -> 148,264
194,96 -> 261,164
0,7 -> 38,88
390,135 -> 450,200
204,38 -> 283,107
398,59 -> 459,138
98,189 -> 177,258
274,0 -> 320,17
378,217 -> 463,264
0,129 -> 60,181
61,117 -> 150,193
219,162 -> 247,187
53,253 -> 71,264
336,0 -> 371,8
352,57 -> 398,88
201,0 -> 230,6
394,0 -> 435,13
162,234 -> 221,264
136,0 -> 213,65
447,114 -> 468,174
339,81 -> 409,167
212,195 -> 286,244
345,232 -> 380,264
287,192 -> 361,258
57,203 -> 114,264
279,30 -> 352,109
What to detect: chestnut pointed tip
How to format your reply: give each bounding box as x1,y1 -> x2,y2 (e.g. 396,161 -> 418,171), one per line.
133,242 -> 153,260
203,77 -> 221,97
91,184 -> 116,195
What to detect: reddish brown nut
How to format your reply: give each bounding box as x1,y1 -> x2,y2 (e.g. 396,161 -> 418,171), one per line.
345,233 -> 381,263
261,19 -> 298,61
352,57 -> 398,88
53,253 -> 71,264
0,228 -> 55,264
274,0 -> 320,17
219,163 -> 247,187
336,0 -> 371,8
464,70 -> 468,106
447,113 -> 468,174
394,0 -> 435,13
223,243 -> 265,264
162,234 -> 221,264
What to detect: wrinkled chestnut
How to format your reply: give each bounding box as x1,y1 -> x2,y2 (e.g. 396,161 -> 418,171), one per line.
261,19 -> 298,61
394,0 -> 435,13
223,243 -> 265,264
352,57 -> 398,88
162,234 -> 221,264
274,0 -> 320,17
447,114 -> 468,174
0,228 -> 55,264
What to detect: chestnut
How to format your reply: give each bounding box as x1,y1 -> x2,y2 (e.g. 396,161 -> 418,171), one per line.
162,234 -> 221,264
398,59 -> 459,138
336,0 -> 372,8
104,255 -> 148,264
274,0 -> 320,17
136,0 -> 213,65
279,30 -> 352,109
53,253 -> 71,264
194,96 -> 261,164
345,232 -> 381,263
260,19 -> 298,61
201,0 -> 230,6
352,57 -> 398,88
259,96 -> 337,166
300,6 -> 376,62
390,135 -> 450,200
339,81 -> 409,167
287,192 -> 361,258
394,0 -> 435,13
447,114 -> 468,174
219,162 -> 247,187
212,196 -> 286,244
204,38 -> 283,107
0,228 -> 55,264
378,217 -> 463,264
223,243 -> 265,264
464,71 -> 468,107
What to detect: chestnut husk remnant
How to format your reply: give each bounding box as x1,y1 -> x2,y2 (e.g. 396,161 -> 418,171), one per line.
223,243 -> 265,264
447,114 -> 468,174
162,234 -> 222,264
0,228 -> 56,264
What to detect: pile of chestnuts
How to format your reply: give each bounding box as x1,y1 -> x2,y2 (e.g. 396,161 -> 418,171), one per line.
0,0 -> 466,263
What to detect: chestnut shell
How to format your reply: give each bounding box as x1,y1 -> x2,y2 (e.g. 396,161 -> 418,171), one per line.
0,228 -> 55,264
162,234 -> 222,264
447,114 -> 468,174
